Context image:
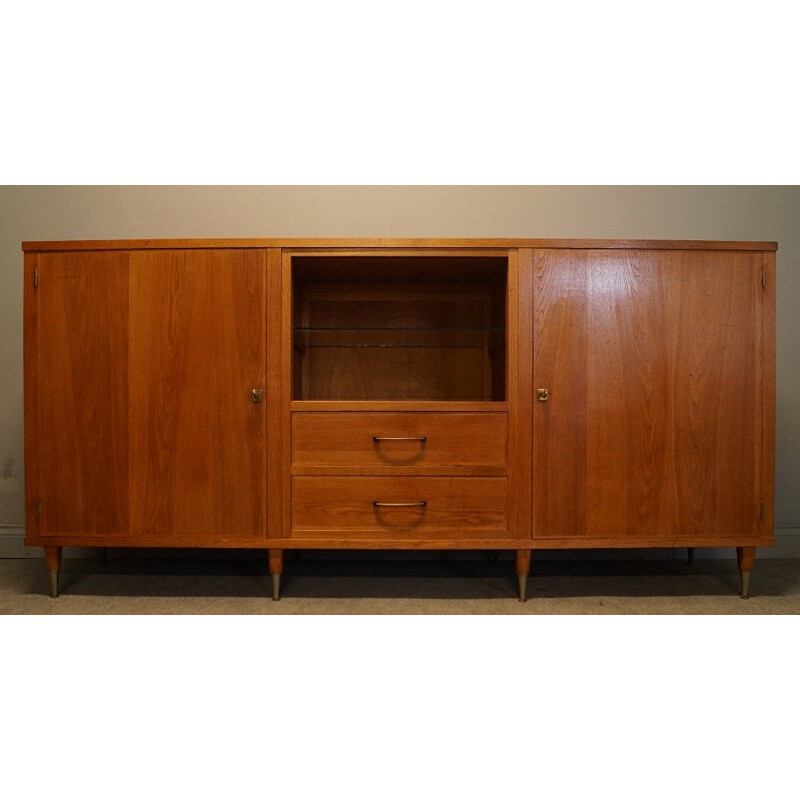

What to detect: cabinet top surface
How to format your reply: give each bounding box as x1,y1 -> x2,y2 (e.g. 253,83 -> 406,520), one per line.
21,237 -> 778,252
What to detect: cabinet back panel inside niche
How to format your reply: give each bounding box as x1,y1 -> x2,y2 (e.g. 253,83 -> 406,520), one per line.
291,254 -> 509,402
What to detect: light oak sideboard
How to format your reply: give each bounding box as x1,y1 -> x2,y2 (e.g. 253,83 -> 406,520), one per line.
22,238 -> 777,600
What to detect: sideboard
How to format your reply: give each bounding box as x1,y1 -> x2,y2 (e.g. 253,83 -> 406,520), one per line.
22,238 -> 776,599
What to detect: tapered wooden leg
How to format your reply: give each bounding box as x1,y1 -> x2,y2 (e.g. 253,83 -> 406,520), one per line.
737,546 -> 756,599
269,549 -> 283,601
43,546 -> 62,598
516,550 -> 531,602
687,547 -> 695,565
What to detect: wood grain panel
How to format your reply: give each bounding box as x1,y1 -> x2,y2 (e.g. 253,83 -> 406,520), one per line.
23,238 -> 778,253
585,251 -> 672,538
264,538 -> 530,549
666,251 -> 760,539
281,251 -> 294,540
30,251 -> 130,537
760,252 -> 776,538
533,251 -> 588,538
533,249 -> 764,543
266,248 -> 283,539
504,249 -> 519,536
291,401 -> 506,412
291,477 -> 507,539
292,412 -> 507,469
129,249 -> 267,542
515,249 -> 534,539
23,254 -> 41,541
306,347 -> 489,401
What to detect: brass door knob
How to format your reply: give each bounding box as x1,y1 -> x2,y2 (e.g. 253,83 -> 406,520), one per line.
251,389 -> 264,403
536,388 -> 549,402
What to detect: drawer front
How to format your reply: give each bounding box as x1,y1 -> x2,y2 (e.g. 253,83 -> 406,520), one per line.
292,412 -> 507,469
292,476 -> 508,538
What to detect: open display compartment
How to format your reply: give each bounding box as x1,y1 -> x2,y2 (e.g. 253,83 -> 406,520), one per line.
289,253 -> 509,402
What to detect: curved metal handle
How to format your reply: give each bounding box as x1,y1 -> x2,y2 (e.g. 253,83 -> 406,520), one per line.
373,436 -> 427,443
373,501 -> 427,508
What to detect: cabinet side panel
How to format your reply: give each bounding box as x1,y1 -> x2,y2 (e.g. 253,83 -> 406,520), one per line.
23,254 -> 40,540
515,249 -> 533,539
266,248 -> 283,540
761,251 -> 776,537
34,251 -> 130,536
129,249 -> 267,543
281,252 -> 293,539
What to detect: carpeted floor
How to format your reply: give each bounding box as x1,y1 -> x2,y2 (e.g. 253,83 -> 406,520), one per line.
2,552 -> 799,613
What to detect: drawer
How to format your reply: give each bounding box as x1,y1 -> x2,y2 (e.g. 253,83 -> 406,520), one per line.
292,412 -> 507,469
291,476 -> 507,538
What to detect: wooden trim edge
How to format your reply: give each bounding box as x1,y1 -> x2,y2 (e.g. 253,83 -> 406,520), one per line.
22,238 -> 779,253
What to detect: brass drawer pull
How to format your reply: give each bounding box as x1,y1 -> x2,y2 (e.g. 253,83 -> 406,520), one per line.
372,436 -> 427,443
373,501 -> 427,508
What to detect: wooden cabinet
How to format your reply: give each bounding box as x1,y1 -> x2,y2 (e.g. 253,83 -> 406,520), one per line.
22,238 -> 776,600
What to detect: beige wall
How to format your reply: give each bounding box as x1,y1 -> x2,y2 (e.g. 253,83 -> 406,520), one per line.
2,186 -> 798,549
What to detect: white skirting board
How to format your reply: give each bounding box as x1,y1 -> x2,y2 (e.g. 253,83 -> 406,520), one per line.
2,527 -> 800,560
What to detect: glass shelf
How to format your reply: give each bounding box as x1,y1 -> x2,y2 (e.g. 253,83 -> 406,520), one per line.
294,327 -> 506,332
293,327 -> 506,350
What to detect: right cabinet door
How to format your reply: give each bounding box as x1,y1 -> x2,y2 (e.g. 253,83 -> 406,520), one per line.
532,248 -> 769,546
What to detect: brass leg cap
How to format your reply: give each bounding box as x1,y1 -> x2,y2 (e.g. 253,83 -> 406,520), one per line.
740,571 -> 751,600
272,573 -> 281,602
518,573 -> 528,603
49,570 -> 59,599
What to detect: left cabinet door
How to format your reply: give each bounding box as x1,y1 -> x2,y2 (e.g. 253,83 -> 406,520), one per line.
25,248 -> 268,546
